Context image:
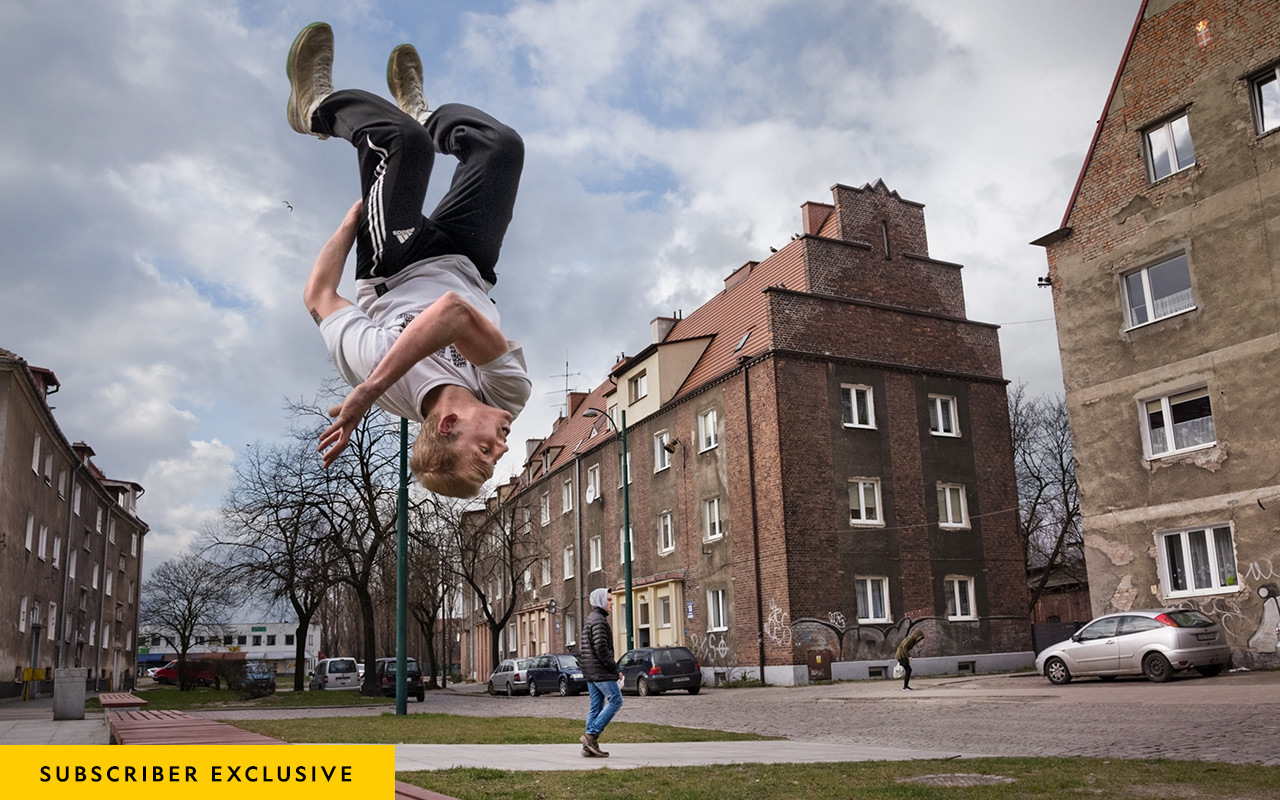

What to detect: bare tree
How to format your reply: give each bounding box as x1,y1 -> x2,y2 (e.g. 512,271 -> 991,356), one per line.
139,552 -> 238,690
1009,383 -> 1085,611
406,494 -> 461,689
448,494 -> 545,674
206,437 -> 340,691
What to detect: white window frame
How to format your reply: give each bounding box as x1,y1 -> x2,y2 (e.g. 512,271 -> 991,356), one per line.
589,536 -> 602,572
1122,253 -> 1195,329
523,568 -> 532,591
561,478 -> 573,514
841,384 -> 876,429
32,436 -> 41,473
106,571 -> 113,596
1252,65 -> 1280,135
38,524 -> 48,561
52,537 -> 61,569
73,485 -> 81,516
93,562 -> 100,589
658,595 -> 672,629
47,602 -> 57,641
654,430 -> 671,472
937,483 -> 969,529
540,492 -> 550,526
1142,387 -> 1215,459
703,497 -> 723,541
854,576 -> 891,622
698,408 -> 719,451
848,478 -> 883,526
565,612 -> 577,646
707,588 -> 728,632
628,371 -> 648,403
540,557 -> 551,587
1156,523 -> 1239,599
1145,111 -> 1196,181
586,464 -> 601,503
944,576 -> 977,620
658,512 -> 675,553
563,546 -> 575,580
26,514 -> 34,552
619,527 -> 634,564
928,394 -> 959,437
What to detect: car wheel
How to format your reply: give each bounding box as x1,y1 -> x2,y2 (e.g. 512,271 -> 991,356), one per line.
529,679 -> 539,697
506,681 -> 514,696
559,677 -> 569,697
637,677 -> 652,697
1142,652 -> 1173,683
687,685 -> 700,695
1195,665 -> 1223,678
416,690 -> 425,702
1044,657 -> 1072,685
487,681 -> 495,696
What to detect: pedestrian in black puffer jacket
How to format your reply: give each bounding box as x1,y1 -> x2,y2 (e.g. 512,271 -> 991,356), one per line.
579,588 -> 622,757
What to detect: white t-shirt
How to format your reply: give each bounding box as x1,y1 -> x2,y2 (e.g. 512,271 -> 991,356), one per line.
319,254 -> 531,422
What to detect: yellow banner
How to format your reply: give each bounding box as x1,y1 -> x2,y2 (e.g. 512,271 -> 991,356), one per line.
1,745 -> 393,799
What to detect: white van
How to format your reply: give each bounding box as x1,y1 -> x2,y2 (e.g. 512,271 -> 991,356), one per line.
309,657 -> 361,690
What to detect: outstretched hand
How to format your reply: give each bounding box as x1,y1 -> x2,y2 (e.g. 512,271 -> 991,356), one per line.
317,384 -> 380,468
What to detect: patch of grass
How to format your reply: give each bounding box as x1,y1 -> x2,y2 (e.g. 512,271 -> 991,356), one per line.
224,713 -> 773,745
398,758 -> 1280,800
86,684 -> 393,711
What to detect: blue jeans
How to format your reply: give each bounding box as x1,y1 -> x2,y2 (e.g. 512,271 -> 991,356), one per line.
585,680 -> 623,736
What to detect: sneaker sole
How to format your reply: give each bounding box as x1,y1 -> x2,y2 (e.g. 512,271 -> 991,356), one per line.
286,22 -> 333,135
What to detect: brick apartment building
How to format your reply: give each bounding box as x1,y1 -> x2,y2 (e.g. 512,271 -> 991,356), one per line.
0,347 -> 148,698
460,180 -> 1032,685
1034,0 -> 1280,665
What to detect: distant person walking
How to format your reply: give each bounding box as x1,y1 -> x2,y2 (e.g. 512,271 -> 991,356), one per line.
579,588 -> 622,757
895,628 -> 925,691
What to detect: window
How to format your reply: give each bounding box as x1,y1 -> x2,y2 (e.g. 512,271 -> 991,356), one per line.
108,518 -> 116,544
1253,65 -> 1280,134
73,485 -> 81,516
619,527 -> 634,563
47,602 -> 57,641
252,634 -> 262,646
561,479 -> 573,514
654,431 -> 672,472
698,408 -> 719,451
589,536 -> 602,572
658,512 -> 675,553
945,576 -> 977,620
928,394 -> 959,436
618,452 -> 632,487
69,549 -> 77,578
285,634 -> 295,646
32,435 -> 41,473
707,589 -> 728,631
848,479 -> 883,526
563,546 -> 575,579
1158,524 -> 1238,597
658,596 -> 672,628
541,557 -> 551,586
539,492 -> 550,525
237,635 -> 247,645
1145,112 -> 1195,181
703,497 -> 723,540
586,464 -> 601,503
628,371 -> 648,403
58,471 -> 66,498
26,514 -> 34,552
38,524 -> 48,561
522,568 -> 532,591
1123,253 -> 1194,328
267,634 -> 276,646
131,532 -> 138,557
937,483 -> 969,529
855,576 -> 891,622
89,620 -> 96,647
44,454 -> 52,483
1144,387 -> 1215,457
52,537 -> 61,569
96,508 -> 104,533
565,613 -> 577,646
842,385 -> 875,429
19,596 -> 28,633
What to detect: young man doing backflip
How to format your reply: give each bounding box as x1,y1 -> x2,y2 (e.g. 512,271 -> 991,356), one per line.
288,22 -> 531,497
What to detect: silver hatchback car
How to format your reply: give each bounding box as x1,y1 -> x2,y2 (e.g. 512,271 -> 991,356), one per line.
1036,608 -> 1231,684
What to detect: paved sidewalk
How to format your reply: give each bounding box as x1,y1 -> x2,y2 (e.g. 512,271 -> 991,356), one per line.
0,696 -> 109,745
392,740 -> 984,772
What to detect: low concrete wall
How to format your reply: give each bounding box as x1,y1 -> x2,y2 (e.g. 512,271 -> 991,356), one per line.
705,651 -> 1037,687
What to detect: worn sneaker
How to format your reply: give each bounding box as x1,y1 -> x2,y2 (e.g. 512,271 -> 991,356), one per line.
386,43 -> 431,125
286,22 -> 334,138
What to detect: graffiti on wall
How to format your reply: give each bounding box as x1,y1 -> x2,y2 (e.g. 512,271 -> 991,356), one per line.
763,601 -> 792,648
687,631 -> 733,666
1172,559 -> 1279,650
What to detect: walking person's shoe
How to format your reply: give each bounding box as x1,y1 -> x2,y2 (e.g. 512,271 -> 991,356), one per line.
580,733 -> 608,757
286,22 -> 335,138
386,43 -> 431,125
902,686 -> 913,691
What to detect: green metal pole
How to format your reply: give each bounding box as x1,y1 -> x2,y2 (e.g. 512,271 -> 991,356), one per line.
621,410 -> 633,651
396,417 -> 408,715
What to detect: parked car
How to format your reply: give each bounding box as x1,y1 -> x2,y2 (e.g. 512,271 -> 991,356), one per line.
525,653 -> 586,696
145,666 -> 160,679
373,657 -> 425,701
153,659 -> 215,687
242,660 -> 277,693
309,657 -> 361,691
357,662 -> 365,681
618,646 -> 702,696
1036,608 -> 1231,684
487,658 -> 533,695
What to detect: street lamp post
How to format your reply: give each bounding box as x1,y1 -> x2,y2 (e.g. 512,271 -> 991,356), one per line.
584,408 -> 634,651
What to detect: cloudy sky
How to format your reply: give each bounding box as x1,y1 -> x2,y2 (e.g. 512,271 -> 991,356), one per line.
1,0 -> 1141,573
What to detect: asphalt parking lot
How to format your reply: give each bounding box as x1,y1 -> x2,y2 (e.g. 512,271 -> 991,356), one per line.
199,668 -> 1280,766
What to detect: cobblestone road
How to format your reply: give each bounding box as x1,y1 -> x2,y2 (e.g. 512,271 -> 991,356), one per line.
200,670 -> 1280,766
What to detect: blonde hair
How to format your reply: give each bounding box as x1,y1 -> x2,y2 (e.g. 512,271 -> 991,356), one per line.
411,413 -> 493,498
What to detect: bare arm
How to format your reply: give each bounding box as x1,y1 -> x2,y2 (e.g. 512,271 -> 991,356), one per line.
303,200 -> 360,324
317,290 -> 511,467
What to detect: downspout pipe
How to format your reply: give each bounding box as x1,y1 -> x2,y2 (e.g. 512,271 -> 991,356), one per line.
741,357 -> 767,685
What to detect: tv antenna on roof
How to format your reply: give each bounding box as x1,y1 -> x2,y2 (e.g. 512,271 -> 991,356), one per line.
547,357 -> 580,417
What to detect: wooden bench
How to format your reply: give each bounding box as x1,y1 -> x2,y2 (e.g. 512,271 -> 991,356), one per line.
394,781 -> 460,800
98,692 -> 148,709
